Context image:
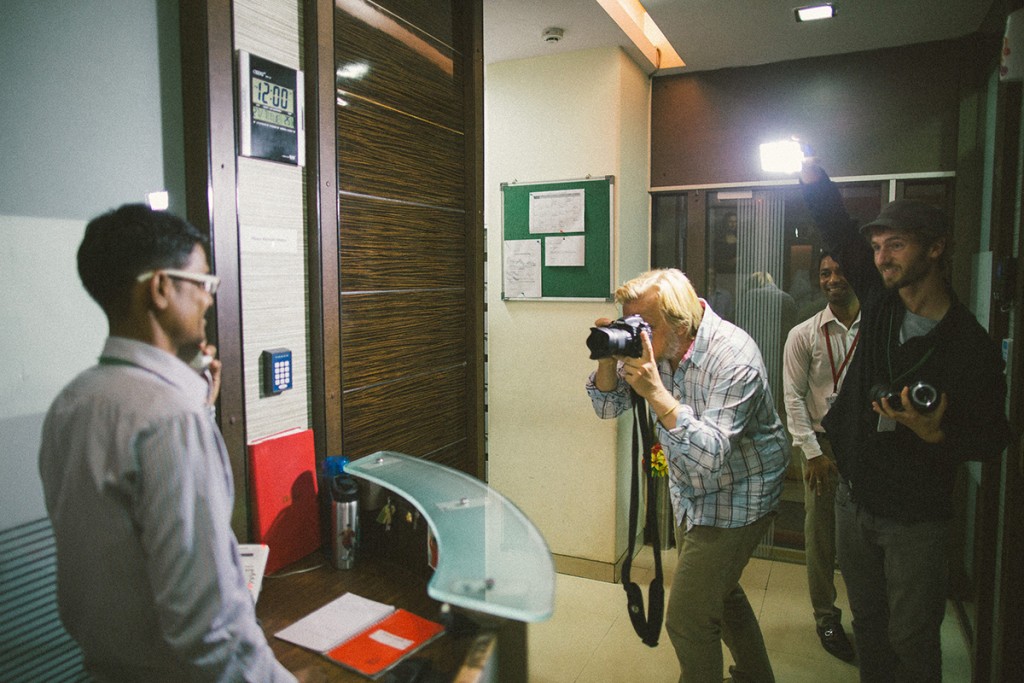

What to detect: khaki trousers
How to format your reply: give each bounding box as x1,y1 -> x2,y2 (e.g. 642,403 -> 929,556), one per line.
665,513 -> 776,683
802,433 -> 842,628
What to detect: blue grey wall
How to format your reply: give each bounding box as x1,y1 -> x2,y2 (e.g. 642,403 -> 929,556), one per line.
0,0 -> 183,530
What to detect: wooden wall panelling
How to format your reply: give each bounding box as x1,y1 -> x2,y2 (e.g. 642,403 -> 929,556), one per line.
335,6 -> 460,131
453,0 -> 486,477
340,293 -> 466,385
337,100 -> 465,206
334,0 -> 481,477
369,0 -> 453,45
341,368 -> 468,460
339,195 -> 466,290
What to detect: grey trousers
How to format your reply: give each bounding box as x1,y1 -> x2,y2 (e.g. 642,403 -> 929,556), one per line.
835,480 -> 950,683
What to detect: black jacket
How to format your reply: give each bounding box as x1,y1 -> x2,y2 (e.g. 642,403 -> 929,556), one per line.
802,175 -> 1011,522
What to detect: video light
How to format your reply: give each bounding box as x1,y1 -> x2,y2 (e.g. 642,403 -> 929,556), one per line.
759,139 -> 810,174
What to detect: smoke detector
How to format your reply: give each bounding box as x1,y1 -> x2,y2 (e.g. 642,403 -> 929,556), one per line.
542,27 -> 564,43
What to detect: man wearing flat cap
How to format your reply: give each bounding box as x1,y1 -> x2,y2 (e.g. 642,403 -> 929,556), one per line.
798,163 -> 1010,682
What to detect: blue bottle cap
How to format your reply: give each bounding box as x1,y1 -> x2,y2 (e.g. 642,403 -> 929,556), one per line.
322,455 -> 349,477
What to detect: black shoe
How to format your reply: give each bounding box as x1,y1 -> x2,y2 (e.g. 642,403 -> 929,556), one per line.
817,621 -> 855,662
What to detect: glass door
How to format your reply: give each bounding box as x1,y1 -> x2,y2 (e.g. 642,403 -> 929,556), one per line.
652,180 -> 890,556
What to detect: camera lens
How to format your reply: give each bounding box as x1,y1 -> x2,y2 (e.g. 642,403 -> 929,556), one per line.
870,382 -> 903,410
586,327 -> 634,359
586,316 -> 649,360
908,381 -> 939,413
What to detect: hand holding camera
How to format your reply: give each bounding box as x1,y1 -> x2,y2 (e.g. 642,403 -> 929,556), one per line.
870,381 -> 948,444
586,315 -> 652,360
870,381 -> 939,413
588,316 -> 678,421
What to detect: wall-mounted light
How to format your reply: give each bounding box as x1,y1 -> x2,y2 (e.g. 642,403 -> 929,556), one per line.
147,191 -> 169,211
794,4 -> 836,22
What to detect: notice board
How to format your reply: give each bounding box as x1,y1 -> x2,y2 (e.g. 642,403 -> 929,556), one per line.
500,176 -> 614,300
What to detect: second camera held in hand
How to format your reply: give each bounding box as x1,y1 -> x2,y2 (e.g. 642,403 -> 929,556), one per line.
870,380 -> 940,413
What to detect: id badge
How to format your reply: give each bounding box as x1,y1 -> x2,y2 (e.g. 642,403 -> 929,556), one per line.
826,392 -> 838,408
877,414 -> 896,432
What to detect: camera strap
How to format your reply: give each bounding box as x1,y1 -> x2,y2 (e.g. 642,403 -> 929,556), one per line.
620,392 -> 665,648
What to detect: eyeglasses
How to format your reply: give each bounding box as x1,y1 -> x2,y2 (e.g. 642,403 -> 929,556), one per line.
136,268 -> 221,295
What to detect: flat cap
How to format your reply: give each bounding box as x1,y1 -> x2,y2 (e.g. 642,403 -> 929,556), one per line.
860,199 -> 949,242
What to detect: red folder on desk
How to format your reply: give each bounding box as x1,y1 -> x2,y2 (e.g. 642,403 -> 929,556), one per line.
324,608 -> 445,678
248,428 -> 320,574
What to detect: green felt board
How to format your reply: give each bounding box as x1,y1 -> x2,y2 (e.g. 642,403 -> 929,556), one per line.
501,177 -> 613,299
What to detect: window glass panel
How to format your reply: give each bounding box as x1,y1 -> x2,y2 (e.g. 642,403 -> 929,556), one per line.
648,179 -> 907,555
897,178 -> 955,217
651,193 -> 686,270
704,183 -> 885,409
707,198 -> 740,322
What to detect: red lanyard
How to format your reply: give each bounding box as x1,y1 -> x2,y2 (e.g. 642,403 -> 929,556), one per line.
824,324 -> 860,393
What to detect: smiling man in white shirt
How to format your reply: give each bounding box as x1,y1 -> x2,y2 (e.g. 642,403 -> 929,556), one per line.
783,251 -> 860,663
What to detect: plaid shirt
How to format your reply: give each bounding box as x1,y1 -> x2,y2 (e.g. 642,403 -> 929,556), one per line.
587,304 -> 789,530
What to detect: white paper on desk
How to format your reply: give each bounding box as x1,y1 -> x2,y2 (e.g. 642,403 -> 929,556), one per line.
545,235 -> 585,267
274,592 -> 395,653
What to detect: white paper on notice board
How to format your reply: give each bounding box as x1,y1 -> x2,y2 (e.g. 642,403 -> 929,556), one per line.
503,239 -> 542,298
545,235 -> 585,267
528,189 -> 585,234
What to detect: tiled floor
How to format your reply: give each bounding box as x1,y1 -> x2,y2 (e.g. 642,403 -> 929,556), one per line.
528,548 -> 971,682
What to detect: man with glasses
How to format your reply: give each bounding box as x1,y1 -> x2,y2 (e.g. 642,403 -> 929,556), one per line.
38,205 -> 297,681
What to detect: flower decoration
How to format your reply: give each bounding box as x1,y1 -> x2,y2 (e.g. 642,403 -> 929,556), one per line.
647,443 -> 668,478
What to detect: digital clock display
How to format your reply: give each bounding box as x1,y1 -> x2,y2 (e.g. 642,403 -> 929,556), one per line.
240,51 -> 303,165
251,76 -> 294,119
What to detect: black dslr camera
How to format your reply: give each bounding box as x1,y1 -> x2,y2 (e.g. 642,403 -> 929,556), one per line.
586,315 -> 652,360
870,380 -> 939,413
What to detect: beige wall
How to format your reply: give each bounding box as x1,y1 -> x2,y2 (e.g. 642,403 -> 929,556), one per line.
485,47 -> 651,580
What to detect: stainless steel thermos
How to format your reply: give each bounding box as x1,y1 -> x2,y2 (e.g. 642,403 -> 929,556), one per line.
330,474 -> 359,569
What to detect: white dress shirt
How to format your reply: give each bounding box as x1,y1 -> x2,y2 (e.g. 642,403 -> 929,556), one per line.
783,306 -> 861,460
39,337 -> 294,682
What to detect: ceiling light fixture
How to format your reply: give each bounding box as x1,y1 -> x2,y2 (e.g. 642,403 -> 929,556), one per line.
794,4 -> 836,22
595,0 -> 685,71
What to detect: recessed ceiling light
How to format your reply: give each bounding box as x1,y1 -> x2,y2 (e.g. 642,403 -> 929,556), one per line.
795,4 -> 836,22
